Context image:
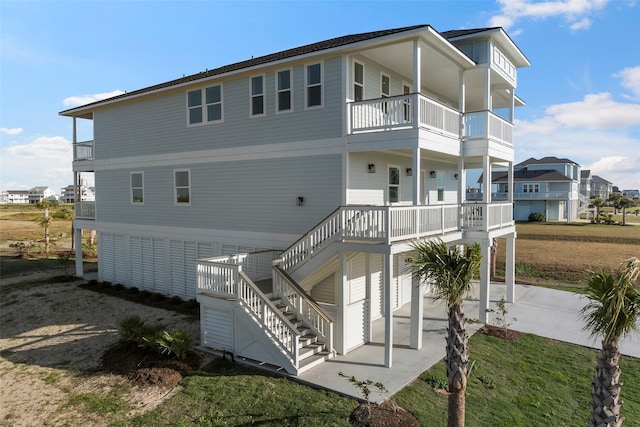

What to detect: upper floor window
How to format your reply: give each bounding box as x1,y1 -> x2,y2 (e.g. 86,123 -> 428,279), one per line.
381,73 -> 390,98
437,171 -> 445,202
353,61 -> 364,102
277,69 -> 292,112
187,85 -> 222,125
131,172 -> 144,204
306,63 -> 322,108
174,169 -> 191,205
250,75 -> 265,117
388,166 -> 400,203
523,184 -> 539,193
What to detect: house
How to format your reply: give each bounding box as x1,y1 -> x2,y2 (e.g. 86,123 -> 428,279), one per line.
61,184 -> 96,203
60,25 -> 529,374
477,157 -> 583,222
3,190 -> 29,204
580,169 -> 592,198
28,186 -> 57,204
591,175 -> 613,199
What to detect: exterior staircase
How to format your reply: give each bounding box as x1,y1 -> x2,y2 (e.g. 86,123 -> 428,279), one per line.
266,291 -> 332,372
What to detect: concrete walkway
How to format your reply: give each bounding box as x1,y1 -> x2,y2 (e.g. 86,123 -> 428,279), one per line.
297,283 -> 640,402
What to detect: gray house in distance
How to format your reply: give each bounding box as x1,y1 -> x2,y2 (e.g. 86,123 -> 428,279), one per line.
60,25 -> 529,374
478,156 -> 582,222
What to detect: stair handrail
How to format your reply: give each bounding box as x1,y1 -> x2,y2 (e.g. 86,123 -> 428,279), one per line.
237,270 -> 300,366
272,265 -> 333,353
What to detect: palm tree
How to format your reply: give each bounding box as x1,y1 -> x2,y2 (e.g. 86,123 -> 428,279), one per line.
591,196 -> 605,224
581,258 -> 640,427
409,240 -> 481,427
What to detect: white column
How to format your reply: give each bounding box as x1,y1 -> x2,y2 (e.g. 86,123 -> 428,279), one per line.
336,251 -> 348,355
483,156 -> 492,204
410,275 -> 424,349
509,89 -> 515,122
505,233 -> 516,303
507,161 -> 514,203
484,67 -> 491,111
479,241 -> 491,324
74,227 -> 83,277
459,69 -> 466,139
413,40 -> 422,128
413,147 -> 421,205
384,252 -> 394,367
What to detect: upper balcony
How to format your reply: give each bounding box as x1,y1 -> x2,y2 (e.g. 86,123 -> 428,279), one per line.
348,94 -> 513,150
467,191 -> 579,201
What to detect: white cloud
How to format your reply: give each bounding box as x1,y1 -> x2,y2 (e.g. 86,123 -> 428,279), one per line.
517,92 -> 640,133
489,0 -> 610,31
62,90 -> 125,108
1,136 -> 73,193
614,66 -> 640,100
1,127 -> 23,135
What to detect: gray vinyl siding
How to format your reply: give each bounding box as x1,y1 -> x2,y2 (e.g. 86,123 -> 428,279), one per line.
95,154 -> 342,236
93,57 -> 344,159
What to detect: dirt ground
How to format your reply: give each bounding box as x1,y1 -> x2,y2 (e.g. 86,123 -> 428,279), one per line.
0,272 -> 202,427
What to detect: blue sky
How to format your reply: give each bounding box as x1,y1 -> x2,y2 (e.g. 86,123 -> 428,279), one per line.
1,0 -> 639,193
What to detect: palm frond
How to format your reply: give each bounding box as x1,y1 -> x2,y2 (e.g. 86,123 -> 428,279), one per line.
581,258 -> 640,343
408,240 -> 481,308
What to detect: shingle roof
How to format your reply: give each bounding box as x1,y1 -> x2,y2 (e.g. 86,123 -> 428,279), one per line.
592,175 -> 613,184
516,156 -> 578,167
478,169 -> 573,183
581,169 -> 591,178
440,28 -> 500,39
60,25 -> 428,115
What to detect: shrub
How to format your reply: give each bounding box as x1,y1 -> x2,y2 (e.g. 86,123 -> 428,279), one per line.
9,240 -> 36,258
118,315 -> 192,359
528,212 -> 546,222
52,207 -> 73,219
155,329 -> 193,360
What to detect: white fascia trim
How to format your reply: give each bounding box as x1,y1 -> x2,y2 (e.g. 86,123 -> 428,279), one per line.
87,221 -> 299,249
90,137 -> 346,171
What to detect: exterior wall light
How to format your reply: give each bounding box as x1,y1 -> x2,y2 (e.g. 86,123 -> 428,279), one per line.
368,163 -> 376,173
296,196 -> 304,206
429,170 -> 436,178
454,173 -> 459,180
406,168 -> 412,176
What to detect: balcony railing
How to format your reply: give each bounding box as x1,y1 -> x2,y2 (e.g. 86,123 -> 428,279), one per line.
467,191 -> 576,201
73,140 -> 94,161
349,94 -> 459,138
462,202 -> 514,231
464,111 -> 513,146
349,95 -> 513,147
75,201 -> 95,220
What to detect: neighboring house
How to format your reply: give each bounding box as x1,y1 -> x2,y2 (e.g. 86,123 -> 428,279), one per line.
580,169 -> 592,198
61,184 -> 96,203
60,25 -> 529,374
592,175 -> 613,199
623,189 -> 640,198
28,186 -> 57,204
3,190 -> 29,204
477,156 -> 582,222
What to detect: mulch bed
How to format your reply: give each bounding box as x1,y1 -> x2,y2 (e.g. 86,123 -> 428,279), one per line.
349,401 -> 419,426
477,324 -> 524,341
101,342 -> 201,388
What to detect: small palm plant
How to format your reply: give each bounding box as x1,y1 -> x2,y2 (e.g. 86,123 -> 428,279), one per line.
409,240 -> 481,427
581,258 -> 640,427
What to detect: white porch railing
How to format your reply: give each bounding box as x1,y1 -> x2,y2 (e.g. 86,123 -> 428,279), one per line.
73,140 -> 94,161
462,202 -> 514,231
467,191 -> 576,201
75,201 -> 95,220
464,111 -> 513,146
349,94 -> 459,138
272,266 -> 333,353
196,256 -> 300,366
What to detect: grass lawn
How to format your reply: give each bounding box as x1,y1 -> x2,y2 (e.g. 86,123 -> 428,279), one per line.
109,333 -> 640,426
394,333 -> 640,426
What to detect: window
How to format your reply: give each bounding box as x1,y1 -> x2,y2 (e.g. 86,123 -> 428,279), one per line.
131,172 -> 144,204
187,84 -> 222,125
437,171 -> 445,202
250,75 -> 265,116
353,61 -> 364,102
389,166 -> 400,203
381,73 -> 390,98
523,184 -> 539,193
402,82 -> 412,121
306,63 -> 322,108
174,170 -> 190,205
277,69 -> 292,112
